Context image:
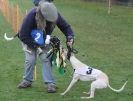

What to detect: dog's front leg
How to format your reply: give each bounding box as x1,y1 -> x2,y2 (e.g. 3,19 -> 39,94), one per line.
60,74 -> 79,96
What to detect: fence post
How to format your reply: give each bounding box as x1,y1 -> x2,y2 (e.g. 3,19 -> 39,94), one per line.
108,0 -> 111,14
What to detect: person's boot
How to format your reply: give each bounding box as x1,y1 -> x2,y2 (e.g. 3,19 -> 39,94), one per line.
47,83 -> 56,93
17,80 -> 32,88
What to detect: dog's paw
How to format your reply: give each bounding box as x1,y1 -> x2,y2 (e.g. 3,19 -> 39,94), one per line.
60,93 -> 65,96
81,96 -> 94,99
83,92 -> 90,95
81,97 -> 87,99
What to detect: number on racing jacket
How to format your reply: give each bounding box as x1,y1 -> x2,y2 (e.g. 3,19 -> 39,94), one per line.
86,67 -> 93,75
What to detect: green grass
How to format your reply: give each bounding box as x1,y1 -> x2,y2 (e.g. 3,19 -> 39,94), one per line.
0,0 -> 133,101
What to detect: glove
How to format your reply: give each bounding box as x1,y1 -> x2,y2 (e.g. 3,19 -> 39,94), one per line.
45,35 -> 51,44
66,36 -> 74,48
37,47 -> 43,55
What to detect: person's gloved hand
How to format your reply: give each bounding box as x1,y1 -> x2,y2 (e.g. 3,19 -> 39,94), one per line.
37,47 -> 43,55
45,35 -> 51,44
66,36 -> 74,60
66,36 -> 74,48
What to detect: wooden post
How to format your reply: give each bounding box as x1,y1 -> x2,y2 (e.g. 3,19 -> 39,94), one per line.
108,0 -> 111,14
16,5 -> 20,32
34,66 -> 37,81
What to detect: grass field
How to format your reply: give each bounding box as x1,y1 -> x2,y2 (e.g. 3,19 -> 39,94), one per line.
0,0 -> 133,101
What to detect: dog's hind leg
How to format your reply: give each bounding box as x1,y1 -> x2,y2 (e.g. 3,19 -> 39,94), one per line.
81,80 -> 107,99
60,74 -> 79,96
81,81 -> 96,99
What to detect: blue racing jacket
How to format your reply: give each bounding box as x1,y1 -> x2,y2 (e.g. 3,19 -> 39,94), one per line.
18,8 -> 74,49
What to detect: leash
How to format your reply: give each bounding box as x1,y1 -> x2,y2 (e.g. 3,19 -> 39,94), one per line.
46,36 -> 66,75
67,45 -> 78,60
46,36 -> 78,75
46,36 -> 60,58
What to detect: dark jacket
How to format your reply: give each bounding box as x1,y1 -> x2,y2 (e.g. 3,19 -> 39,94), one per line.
18,8 -> 74,49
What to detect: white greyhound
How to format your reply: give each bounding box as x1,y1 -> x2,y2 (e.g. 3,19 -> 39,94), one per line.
60,48 -> 128,99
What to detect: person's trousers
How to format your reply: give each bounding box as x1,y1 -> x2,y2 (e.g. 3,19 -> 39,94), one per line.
22,43 -> 55,84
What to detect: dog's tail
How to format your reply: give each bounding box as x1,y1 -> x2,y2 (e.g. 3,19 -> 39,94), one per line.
4,33 -> 18,41
108,81 -> 128,93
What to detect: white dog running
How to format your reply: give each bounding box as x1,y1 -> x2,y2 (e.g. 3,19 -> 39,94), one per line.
60,49 -> 128,99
